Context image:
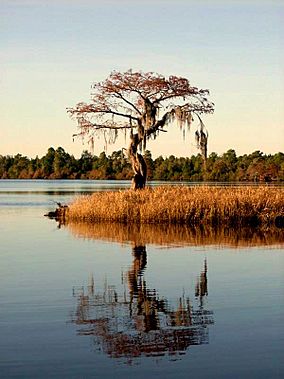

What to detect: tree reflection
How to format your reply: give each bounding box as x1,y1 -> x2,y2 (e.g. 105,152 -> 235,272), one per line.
71,245 -> 213,362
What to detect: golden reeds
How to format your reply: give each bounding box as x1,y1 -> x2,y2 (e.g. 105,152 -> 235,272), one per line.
67,185 -> 284,227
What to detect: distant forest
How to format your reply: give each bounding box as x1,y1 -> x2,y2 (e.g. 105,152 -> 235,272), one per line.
0,147 -> 283,182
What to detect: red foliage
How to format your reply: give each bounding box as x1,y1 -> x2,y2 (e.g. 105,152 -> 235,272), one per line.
68,69 -> 214,144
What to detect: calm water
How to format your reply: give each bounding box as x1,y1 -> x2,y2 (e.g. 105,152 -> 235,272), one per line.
0,180 -> 283,379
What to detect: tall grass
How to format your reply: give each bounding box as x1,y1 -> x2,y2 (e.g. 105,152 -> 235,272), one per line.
67,186 -> 284,227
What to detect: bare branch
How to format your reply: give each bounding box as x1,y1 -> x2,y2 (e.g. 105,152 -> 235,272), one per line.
103,110 -> 139,121
112,92 -> 142,115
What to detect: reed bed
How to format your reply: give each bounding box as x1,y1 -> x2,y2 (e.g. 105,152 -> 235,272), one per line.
67,185 -> 284,227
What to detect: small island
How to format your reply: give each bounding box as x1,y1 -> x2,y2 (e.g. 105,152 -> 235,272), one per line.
42,69 -> 284,229
49,185 -> 283,229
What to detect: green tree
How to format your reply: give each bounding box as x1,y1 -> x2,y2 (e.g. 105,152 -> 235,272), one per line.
79,150 -> 93,173
41,147 -> 55,177
53,147 -> 68,178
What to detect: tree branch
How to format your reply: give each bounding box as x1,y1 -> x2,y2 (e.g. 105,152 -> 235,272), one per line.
79,122 -> 133,131
112,92 -> 142,115
70,105 -> 139,122
104,110 -> 139,121
146,111 -> 171,138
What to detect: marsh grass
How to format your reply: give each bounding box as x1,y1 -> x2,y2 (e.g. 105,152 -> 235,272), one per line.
67,185 -> 284,227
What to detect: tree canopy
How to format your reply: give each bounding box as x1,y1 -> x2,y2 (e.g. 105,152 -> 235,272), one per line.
68,69 -> 214,188
1,148 -> 283,182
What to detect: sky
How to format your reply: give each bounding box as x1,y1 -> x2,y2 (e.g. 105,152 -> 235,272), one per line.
1,0 -> 283,158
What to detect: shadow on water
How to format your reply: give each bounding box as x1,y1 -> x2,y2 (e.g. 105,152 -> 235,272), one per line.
71,245 -> 213,363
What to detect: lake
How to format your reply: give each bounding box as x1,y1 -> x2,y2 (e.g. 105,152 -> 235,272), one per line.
0,180 -> 283,379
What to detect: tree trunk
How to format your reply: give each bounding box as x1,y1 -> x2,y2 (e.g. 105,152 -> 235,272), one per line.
200,130 -> 208,171
128,133 -> 147,190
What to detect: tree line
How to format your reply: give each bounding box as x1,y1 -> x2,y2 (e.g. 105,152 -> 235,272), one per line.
0,147 -> 283,182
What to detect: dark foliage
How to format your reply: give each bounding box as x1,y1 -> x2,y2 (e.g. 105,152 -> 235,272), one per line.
0,148 -> 283,182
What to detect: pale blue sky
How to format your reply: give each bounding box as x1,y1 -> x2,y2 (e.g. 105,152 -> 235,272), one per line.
1,0 -> 283,158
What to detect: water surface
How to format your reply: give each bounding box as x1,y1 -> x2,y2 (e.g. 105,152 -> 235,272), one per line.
0,180 -> 283,378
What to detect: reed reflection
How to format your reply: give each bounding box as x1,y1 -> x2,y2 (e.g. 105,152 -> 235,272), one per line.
67,221 -> 284,248
71,244 -> 213,362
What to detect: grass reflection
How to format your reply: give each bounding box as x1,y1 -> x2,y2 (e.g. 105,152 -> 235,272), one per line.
66,222 -> 284,248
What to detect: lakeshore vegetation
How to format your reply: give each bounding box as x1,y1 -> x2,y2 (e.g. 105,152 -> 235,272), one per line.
67,186 -> 284,227
1,147 -> 284,182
